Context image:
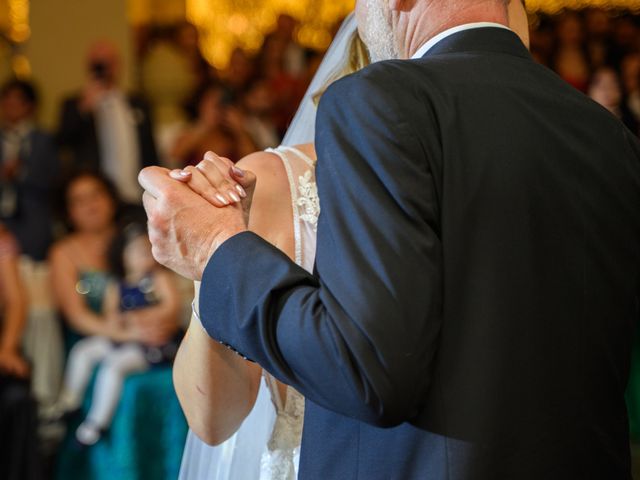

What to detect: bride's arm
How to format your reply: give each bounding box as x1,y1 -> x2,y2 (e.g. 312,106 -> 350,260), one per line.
173,281 -> 262,446
173,151 -> 294,445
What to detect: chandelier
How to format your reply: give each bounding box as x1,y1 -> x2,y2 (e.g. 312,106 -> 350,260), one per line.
186,0 -> 354,69
0,0 -> 30,43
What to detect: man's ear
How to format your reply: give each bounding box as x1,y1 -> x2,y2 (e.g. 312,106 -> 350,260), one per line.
389,0 -> 416,13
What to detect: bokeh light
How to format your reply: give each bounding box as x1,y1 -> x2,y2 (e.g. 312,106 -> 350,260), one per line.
180,0 -> 640,69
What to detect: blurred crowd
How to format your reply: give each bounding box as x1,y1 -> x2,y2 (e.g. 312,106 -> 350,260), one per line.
137,16 -> 320,169
0,9 -> 639,480
531,9 -> 640,135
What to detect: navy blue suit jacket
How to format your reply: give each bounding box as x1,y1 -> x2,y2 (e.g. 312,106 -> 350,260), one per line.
0,128 -> 59,260
200,28 -> 640,479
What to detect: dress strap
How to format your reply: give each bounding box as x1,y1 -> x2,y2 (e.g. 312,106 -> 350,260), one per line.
265,147 -> 303,266
278,146 -> 315,168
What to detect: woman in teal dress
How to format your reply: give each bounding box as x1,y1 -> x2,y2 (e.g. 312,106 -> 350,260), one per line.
49,172 -> 187,479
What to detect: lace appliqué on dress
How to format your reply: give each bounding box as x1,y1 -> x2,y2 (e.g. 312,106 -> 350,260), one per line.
260,387 -> 305,480
297,170 -> 320,232
259,146 -> 314,479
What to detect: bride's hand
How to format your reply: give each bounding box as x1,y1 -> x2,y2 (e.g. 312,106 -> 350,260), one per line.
169,151 -> 256,222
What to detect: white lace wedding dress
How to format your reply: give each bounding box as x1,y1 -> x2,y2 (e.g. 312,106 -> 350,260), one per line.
179,145 -> 319,480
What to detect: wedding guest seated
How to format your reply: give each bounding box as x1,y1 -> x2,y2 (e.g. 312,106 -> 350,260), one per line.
621,53 -> 640,124
0,79 -> 59,261
174,22 -> 216,88
552,12 -> 591,92
608,16 -> 640,68
170,82 -> 255,166
529,17 -> 556,67
49,171 -> 187,480
583,8 -> 612,69
0,225 -> 43,480
240,77 -> 280,150
588,66 -> 639,135
220,48 -> 255,101
264,14 -> 307,78
50,172 -> 124,347
258,35 -> 303,135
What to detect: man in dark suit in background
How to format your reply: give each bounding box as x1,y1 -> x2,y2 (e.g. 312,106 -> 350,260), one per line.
58,40 -> 157,205
0,79 -> 58,261
140,0 -> 640,478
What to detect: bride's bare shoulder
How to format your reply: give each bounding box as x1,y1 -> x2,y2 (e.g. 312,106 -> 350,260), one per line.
236,150 -> 283,178
236,142 -> 316,193
236,150 -> 288,198
236,143 -> 316,173
237,149 -> 290,237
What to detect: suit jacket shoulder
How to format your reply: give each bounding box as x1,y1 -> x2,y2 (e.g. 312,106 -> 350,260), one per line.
320,59 -> 442,166
327,58 -> 441,114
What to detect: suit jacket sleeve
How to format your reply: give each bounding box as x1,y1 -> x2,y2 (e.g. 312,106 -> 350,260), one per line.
200,66 -> 443,427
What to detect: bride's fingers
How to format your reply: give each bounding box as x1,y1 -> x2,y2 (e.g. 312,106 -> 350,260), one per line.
202,152 -> 247,200
182,166 -> 234,207
203,152 -> 246,199
229,165 -> 257,194
169,169 -> 192,183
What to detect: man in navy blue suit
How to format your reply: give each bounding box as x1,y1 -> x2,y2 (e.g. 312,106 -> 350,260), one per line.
0,79 -> 59,261
140,0 -> 640,478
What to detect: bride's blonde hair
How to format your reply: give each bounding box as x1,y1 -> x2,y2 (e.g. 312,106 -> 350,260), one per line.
312,31 -> 370,105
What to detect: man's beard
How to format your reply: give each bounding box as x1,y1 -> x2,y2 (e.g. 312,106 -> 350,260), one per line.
362,0 -> 399,62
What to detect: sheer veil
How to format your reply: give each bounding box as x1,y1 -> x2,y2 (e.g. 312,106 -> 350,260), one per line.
282,13 -> 358,147
179,12 -> 359,480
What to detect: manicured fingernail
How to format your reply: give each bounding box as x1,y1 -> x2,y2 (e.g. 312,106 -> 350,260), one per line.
170,169 -> 190,179
235,185 -> 247,198
204,151 -> 216,161
231,166 -> 245,178
229,191 -> 241,203
216,194 -> 229,205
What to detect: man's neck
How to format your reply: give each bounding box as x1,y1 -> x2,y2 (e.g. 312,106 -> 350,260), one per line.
401,3 -> 508,58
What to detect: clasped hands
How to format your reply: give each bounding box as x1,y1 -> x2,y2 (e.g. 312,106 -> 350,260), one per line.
139,152 -> 256,281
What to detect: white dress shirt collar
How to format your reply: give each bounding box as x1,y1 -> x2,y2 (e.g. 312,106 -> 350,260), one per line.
411,22 -> 511,60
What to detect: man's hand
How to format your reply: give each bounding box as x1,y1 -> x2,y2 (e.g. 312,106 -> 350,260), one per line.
139,166 -> 247,281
